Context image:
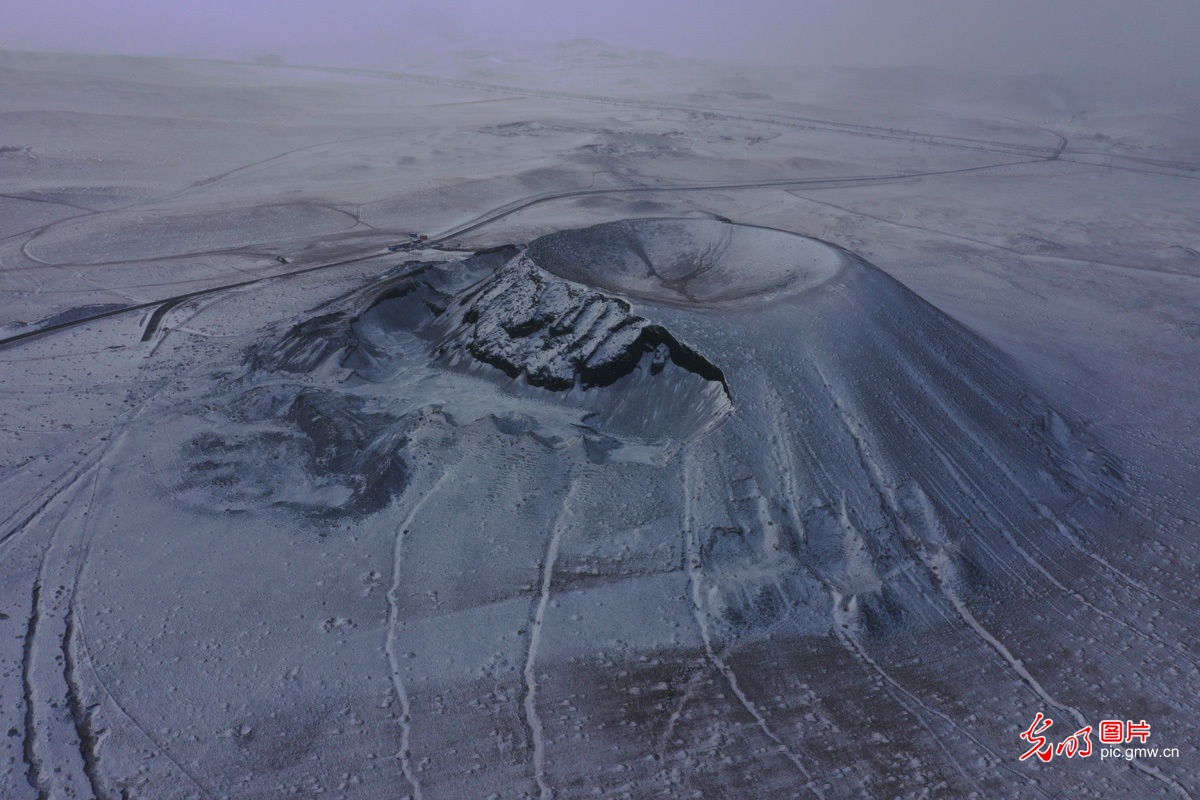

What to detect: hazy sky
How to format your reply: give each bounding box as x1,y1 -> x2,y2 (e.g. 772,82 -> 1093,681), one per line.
6,0 -> 1198,86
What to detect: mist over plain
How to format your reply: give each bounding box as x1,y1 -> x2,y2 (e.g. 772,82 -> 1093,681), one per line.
7,0 -> 1200,97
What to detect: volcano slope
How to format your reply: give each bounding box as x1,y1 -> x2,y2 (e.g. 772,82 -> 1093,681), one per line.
8,219 -> 1198,800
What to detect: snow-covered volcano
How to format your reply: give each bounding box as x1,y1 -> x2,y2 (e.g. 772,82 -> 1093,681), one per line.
417,219 -> 1125,638
293,217 -> 1132,677
15,218 -> 1193,800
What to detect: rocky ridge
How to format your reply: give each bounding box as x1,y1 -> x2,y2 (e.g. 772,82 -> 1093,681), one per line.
435,253 -> 728,395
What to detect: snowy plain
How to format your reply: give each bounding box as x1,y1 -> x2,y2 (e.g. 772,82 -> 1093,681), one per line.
1,43 -> 1199,799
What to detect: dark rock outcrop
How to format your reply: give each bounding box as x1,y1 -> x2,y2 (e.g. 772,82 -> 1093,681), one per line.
435,254 -> 728,395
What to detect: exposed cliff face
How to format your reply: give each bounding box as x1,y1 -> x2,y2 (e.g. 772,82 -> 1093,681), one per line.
433,254 -> 728,394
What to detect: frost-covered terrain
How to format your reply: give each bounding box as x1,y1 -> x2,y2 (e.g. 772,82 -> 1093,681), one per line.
1,46 -> 1199,799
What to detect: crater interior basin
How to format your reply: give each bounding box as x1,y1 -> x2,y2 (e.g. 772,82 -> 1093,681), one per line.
524,217 -> 844,307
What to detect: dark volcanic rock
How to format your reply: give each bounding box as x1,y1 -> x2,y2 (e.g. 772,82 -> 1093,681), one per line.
435,254 -> 728,394
178,389 -> 417,520
250,312 -> 353,373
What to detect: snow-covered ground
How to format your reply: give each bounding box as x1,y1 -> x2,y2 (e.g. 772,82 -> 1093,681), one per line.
1,45 -> 1198,799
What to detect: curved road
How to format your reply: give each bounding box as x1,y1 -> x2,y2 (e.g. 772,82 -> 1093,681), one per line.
0,57 -> 1105,350
0,154 -> 1046,350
